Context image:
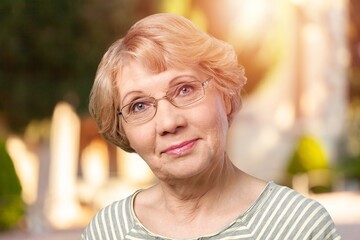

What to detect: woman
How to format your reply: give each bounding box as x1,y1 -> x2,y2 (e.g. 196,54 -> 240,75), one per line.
81,13 -> 340,239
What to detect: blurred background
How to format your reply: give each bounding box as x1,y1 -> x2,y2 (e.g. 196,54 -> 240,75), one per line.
0,0 -> 359,239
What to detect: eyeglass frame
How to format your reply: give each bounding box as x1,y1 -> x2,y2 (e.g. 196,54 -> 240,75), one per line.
118,78 -> 211,124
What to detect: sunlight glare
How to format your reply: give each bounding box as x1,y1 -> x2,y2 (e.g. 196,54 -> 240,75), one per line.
81,139 -> 109,188
227,0 -> 273,42
274,101 -> 296,130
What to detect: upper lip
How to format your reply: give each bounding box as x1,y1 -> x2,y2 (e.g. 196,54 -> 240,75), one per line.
161,139 -> 198,154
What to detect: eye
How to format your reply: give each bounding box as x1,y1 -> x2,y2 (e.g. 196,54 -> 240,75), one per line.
130,102 -> 149,112
179,85 -> 192,95
127,99 -> 153,114
175,82 -> 195,97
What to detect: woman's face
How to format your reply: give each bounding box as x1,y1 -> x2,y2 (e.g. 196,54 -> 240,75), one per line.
117,62 -> 231,181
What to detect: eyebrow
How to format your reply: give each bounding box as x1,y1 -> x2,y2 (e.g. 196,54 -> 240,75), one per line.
121,90 -> 147,107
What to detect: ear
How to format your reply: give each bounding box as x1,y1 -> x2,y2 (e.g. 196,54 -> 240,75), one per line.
223,93 -> 232,116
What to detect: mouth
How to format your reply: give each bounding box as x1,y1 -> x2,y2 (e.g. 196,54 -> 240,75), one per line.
161,139 -> 198,156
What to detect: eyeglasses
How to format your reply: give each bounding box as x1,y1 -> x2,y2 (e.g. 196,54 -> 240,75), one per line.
119,76 -> 210,124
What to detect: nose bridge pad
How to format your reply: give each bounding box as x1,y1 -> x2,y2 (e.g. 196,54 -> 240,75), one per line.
203,80 -> 209,88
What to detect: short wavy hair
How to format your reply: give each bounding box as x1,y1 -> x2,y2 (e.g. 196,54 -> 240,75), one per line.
89,13 -> 247,152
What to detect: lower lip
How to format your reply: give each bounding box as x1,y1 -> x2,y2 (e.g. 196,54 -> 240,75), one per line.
164,140 -> 197,156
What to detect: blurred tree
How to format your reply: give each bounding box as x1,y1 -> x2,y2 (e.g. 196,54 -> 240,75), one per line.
349,0 -> 360,116
0,0 -> 149,134
342,0 -> 360,180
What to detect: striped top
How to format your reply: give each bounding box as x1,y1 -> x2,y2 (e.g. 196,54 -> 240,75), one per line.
80,182 -> 341,239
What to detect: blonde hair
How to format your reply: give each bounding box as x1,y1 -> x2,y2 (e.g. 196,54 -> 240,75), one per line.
89,13 -> 247,152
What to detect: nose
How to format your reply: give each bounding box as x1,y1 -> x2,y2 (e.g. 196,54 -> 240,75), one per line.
154,99 -> 186,136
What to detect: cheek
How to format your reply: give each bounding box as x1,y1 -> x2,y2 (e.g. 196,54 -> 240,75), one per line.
123,126 -> 154,154
198,96 -> 229,144
211,95 -> 229,128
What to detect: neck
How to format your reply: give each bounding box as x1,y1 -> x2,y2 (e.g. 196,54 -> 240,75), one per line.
157,153 -> 241,216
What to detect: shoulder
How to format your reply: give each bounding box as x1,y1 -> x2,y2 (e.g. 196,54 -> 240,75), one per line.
249,182 -> 342,239
266,182 -> 334,223
80,192 -> 137,240
268,182 -> 333,217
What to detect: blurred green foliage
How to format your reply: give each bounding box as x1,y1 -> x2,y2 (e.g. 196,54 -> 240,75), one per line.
339,155 -> 360,182
287,136 -> 329,174
0,0 -> 153,133
286,135 -> 332,193
0,141 -> 24,231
